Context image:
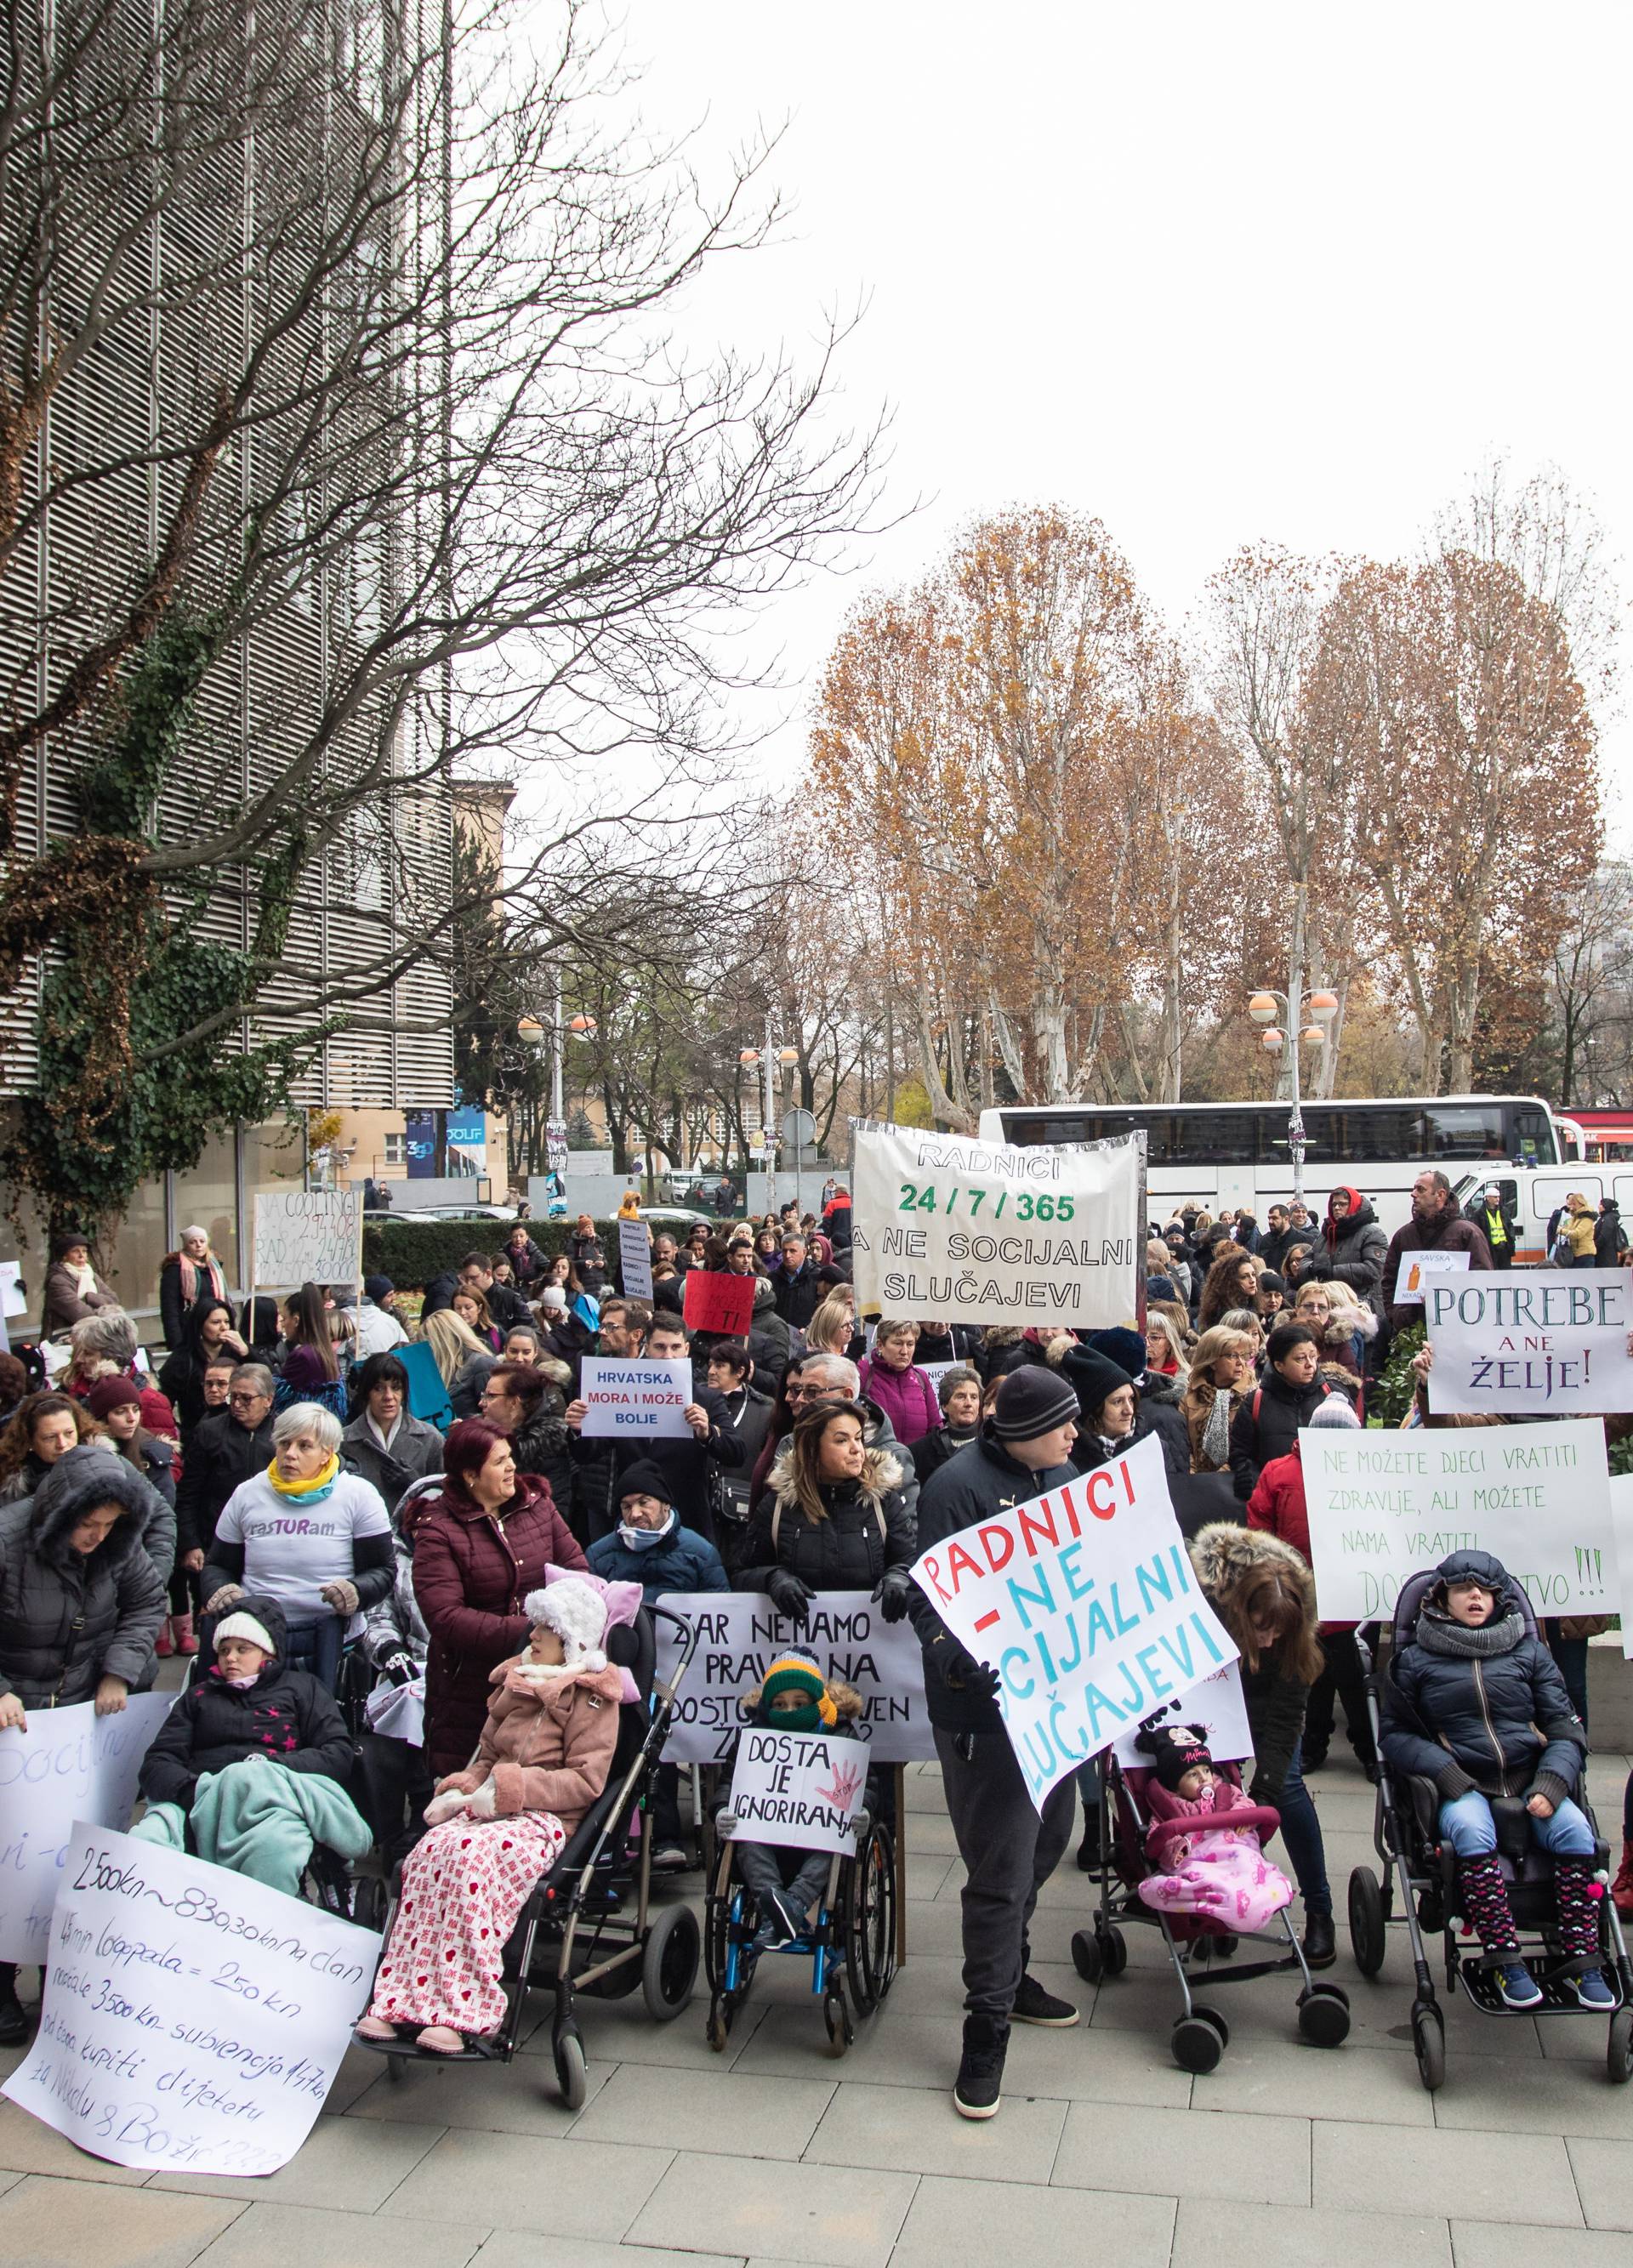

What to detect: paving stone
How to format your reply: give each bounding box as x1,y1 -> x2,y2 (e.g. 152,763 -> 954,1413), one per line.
345,2046 -> 611,2134
1196,2038 -> 1433,2126
1448,2221 -> 1633,2267
1052,2100 -> 1310,2205
476,2240 -> 743,2268
1429,2051 -> 1633,2140
1173,2198 -> 1450,2268
1312,2123 -> 1582,2226
572,2061 -> 835,2159
191,2197 -> 484,2268
0,2171 -> 244,2266
626,2150 -> 917,2268
378,2128 -> 673,2240
145,2114 -> 445,2209
891,2172 -> 1175,2268
804,2077 -> 1067,2184
0,2099 -> 151,2185
1565,2136 -> 1633,2232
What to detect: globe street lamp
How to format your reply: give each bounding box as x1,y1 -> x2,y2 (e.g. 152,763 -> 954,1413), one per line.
1248,986 -> 1339,1204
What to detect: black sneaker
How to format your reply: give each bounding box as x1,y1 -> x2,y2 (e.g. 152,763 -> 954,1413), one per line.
953,2014 -> 1008,2119
1301,1910 -> 1337,1970
0,1989 -> 28,2048
751,1890 -> 804,1951
1011,1973 -> 1080,2027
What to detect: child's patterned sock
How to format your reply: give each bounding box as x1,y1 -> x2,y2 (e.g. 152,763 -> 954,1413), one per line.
1457,1851 -> 1520,1957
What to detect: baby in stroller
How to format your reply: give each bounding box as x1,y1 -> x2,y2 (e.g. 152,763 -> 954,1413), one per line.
1135,1725 -> 1294,1933
1380,1547 -> 1613,2010
736,1652 -> 863,1947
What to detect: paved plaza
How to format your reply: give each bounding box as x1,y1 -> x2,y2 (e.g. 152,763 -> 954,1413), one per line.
1,1753 -> 1630,2268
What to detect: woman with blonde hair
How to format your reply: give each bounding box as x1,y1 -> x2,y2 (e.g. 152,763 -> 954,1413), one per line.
1181,1326 -> 1258,1475
1292,1277 -> 1374,1396
805,1297 -> 856,1356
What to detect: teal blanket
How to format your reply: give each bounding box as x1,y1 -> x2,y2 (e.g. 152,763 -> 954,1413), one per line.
133,1756 -> 370,1897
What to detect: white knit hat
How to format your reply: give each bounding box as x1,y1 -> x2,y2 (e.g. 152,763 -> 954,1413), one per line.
1309,1396 -> 1361,1430
523,1576 -> 610,1670
214,1610 -> 276,1655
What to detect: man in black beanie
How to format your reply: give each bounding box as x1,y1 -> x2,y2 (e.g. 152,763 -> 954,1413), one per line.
908,1365 -> 1084,2122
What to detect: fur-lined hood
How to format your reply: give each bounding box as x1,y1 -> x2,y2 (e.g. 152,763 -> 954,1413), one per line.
1189,1520 -> 1314,1603
25,1442 -> 154,1568
742,1674 -> 864,1719
767,1439 -> 906,1511
981,1324 -> 1026,1350
1307,1306 -> 1378,1347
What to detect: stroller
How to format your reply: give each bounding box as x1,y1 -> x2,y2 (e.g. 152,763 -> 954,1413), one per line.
353,1600 -> 703,2105
1074,1744 -> 1351,2073
1346,1570 -> 1633,2091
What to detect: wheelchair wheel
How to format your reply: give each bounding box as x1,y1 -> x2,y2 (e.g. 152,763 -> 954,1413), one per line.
1607,2006 -> 1633,2087
823,1988 -> 854,2057
1412,1999 -> 1445,2093
844,1822 -> 896,2017
642,1901 -> 700,2022
1347,1867 -> 1386,1977
706,1992 -> 736,2053
552,2023 -> 588,2110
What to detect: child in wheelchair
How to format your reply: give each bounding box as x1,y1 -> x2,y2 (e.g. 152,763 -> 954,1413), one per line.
735,1652 -> 864,1947
1380,1548 -> 1613,2010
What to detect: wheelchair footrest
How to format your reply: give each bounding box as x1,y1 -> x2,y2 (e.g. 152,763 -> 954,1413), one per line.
1458,1956 -> 1623,2015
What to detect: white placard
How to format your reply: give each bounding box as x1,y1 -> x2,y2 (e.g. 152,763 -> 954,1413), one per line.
910,1432 -> 1239,1810
0,1697 -> 176,1964
1425,1268 -> 1633,1415
3,1824 -> 379,2176
619,1219 -> 653,1302
919,1361 -> 959,1392
1613,1478 -> 1633,1659
252,1188 -> 362,1291
726,1728 -> 868,1854
1107,1662 -> 1253,1769
1393,1248 -> 1471,1305
0,1260 -> 25,1316
851,1120 -> 1142,1328
1301,1417 -> 1617,1622
653,1592 -> 934,1763
578,1356 -> 691,1438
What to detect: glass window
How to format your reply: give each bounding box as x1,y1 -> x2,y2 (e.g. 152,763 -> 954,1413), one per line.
1423,1105 -> 1508,1161
1511,1105 -> 1556,1164
103,1170 -> 168,1336
1322,1107 -> 1427,1162
173,1126 -> 240,1293
1167,1112 -> 1262,1165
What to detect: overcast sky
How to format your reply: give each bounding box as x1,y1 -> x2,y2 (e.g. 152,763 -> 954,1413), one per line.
589,2 -> 1631,825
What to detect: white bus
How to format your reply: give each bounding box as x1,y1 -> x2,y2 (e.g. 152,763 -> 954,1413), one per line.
976,1095 -> 1582,1262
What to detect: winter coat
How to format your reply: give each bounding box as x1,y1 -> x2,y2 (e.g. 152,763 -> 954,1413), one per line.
18,1438 -> 177,1583
974,1326 -> 1054,1385
745,1396 -> 920,1527
502,1236 -> 549,1288
587,1519 -> 728,1605
1382,1205 -> 1493,1329
822,1196 -> 854,1254
856,1356 -> 942,1447
1073,1397 -> 1189,1487
1257,1226 -> 1316,1281
341,1407 -> 445,1510
1188,1522 -> 1316,1806
174,1409 -> 276,1560
736,1443 -> 914,1600
159,1250 -> 228,1352
715,1384 -> 776,1478
1595,1205 -> 1622,1267
1380,1549 -> 1585,1806
0,1447 -> 167,1703
567,1378 -> 743,1547
771,1259 -> 823,1332
1246,1445 -> 1355,1632
1321,1194 -> 1390,1311
441,1654 -> 623,1833
1228,1364 -> 1348,1500
40,1259 -> 120,1338
138,1595 -> 354,1808
1462,1199 -> 1518,1263
908,1425 -> 1077,1734
350,1299 -> 409,1362
913,1423 -> 978,1486
509,1404 -> 574,1516
1562,1206 -> 1598,1264
412,1474 -> 588,1774
1181,1374 -> 1249,1475
118,1435 -> 177,1512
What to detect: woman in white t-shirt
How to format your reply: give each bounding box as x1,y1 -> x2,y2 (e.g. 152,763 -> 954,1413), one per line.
202,1403 -> 393,1690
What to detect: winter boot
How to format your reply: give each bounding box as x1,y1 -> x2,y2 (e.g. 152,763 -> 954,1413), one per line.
174,1612 -> 198,1656
154,1617 -> 174,1658
1613,1839 -> 1633,1918
1456,1851 -> 1534,2002
1553,1855 -> 1613,2007
953,2014 -> 1009,2119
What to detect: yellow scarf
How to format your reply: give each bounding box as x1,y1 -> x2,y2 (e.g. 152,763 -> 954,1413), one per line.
265,1452 -> 340,1502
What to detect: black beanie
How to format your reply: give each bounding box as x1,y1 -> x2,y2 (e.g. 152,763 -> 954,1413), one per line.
989,1367 -> 1081,1442
617,1459 -> 674,1509
1140,1724 -> 1213,1792
1059,1346 -> 1137,1428
1256,1270 -> 1287,1297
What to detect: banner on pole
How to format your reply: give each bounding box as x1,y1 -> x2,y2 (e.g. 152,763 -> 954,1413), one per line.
578,1356 -> 691,1438
851,1120 -> 1142,1328
1425,1268 -> 1633,1415
0,1697 -> 175,1964
909,1433 -> 1239,1810
3,1824 -> 380,2177
618,1219 -> 653,1302
725,1729 -> 868,1854
1301,1417 -> 1617,1622
252,1189 -> 362,1291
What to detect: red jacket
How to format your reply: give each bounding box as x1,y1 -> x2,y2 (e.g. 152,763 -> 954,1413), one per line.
411,1474 -> 587,1774
1244,1445 -> 1353,1632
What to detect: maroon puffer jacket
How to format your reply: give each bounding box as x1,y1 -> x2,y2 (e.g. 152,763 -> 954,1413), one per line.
411,1474 -> 586,1774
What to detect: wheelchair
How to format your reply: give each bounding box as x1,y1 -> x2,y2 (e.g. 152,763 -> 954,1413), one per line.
351,1600 -> 704,2106
1346,1569 -> 1633,2091
703,1795 -> 897,2055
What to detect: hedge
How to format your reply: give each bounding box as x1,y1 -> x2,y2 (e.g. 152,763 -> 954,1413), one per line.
362,1216 -> 624,1288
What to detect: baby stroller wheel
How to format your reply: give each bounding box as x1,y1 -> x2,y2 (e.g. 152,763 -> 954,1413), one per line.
1101,1925 -> 1128,1976
822,1989 -> 853,2057
1190,2002 -> 1230,2048
1607,2006 -> 1633,2087
1347,1866 -> 1386,1977
642,1901 -> 701,2022
1071,1930 -> 1103,1984
1171,2014 -> 1225,2074
1296,1987 -> 1351,2049
1411,2000 -> 1444,2093
552,2022 -> 588,2110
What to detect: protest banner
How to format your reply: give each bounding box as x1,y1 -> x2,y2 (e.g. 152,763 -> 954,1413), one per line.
653,1591 -> 934,1762
618,1219 -> 653,1301
1425,1268 -> 1633,1415
0,1696 -> 175,1964
1393,1247 -> 1470,1305
851,1119 -> 1142,1328
682,1270 -> 755,1337
1107,1662 -> 1252,1769
3,1823 -> 379,2177
1301,1417 -> 1617,1622
1613,1477 -> 1633,1659
909,1433 -> 1239,1810
578,1356 -> 691,1438
251,1188 -> 361,1291
726,1728 -> 868,1854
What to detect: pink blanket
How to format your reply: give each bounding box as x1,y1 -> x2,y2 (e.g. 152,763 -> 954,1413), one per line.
1137,1820 -> 1293,1931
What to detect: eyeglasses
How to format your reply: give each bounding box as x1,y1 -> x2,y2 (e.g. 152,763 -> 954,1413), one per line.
785,1383 -> 838,1402
228,1391 -> 265,1407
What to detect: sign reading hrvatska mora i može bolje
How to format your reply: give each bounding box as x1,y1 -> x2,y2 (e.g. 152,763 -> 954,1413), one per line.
909,1434 -> 1238,1811
850,1120 -> 1144,1329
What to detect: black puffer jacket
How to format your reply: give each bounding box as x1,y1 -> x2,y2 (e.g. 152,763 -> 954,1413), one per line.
1321,1200 -> 1391,1310
138,1595 -> 355,1809
1228,1364 -> 1348,1499
174,1409 -> 275,1560
735,1443 -> 914,1596
0,1446 -> 167,1703
1380,1549 -> 1585,1805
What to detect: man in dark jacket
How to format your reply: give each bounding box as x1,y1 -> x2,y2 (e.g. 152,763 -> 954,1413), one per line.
1384,1169 -> 1494,1330
771,1234 -> 823,1330
908,1367 -> 1084,2120
1257,1203 -> 1316,1279
458,1252 -> 532,1334
174,1363 -> 276,1572
564,1310 -> 743,1543
1464,1183 -> 1519,1272
1595,1197 -> 1623,1268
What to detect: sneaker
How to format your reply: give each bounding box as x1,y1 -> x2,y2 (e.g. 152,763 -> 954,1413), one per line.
751,1890 -> 804,1951
1574,1969 -> 1617,2010
1010,1973 -> 1080,2027
953,2014 -> 1008,2119
651,1844 -> 691,1873
1301,1910 -> 1336,1970
1497,1961 -> 1544,2009
0,1988 -> 29,2047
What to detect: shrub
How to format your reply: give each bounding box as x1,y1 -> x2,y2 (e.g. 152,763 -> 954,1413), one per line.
362,1216 -> 623,1287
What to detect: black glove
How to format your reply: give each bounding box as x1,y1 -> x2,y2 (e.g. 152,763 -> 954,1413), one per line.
872,1566 -> 914,1623
936,1635 -> 999,1702
377,1646 -> 416,1687
765,1568 -> 814,1623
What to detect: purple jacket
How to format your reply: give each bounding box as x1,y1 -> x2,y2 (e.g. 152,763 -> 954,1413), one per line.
856,1357 -> 942,1447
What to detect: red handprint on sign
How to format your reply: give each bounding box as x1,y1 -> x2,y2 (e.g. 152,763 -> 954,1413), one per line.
816,1757 -> 863,1812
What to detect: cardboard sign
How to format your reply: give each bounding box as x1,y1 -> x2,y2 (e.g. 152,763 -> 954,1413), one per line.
252,1188 -> 361,1291
851,1119 -> 1142,1328
1393,1248 -> 1470,1305
3,1823 -> 380,2176
910,1433 -> 1239,1810
1425,1268 -> 1633,1415
726,1728 -> 868,1854
578,1356 -> 691,1438
652,1591 -> 934,1763
683,1270 -> 755,1337
0,1697 -> 176,1964
618,1219 -> 653,1302
1301,1417 -> 1617,1622
1107,1662 -> 1253,1770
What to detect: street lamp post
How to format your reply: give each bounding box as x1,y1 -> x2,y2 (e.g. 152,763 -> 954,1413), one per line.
738,1035 -> 801,1208
1248,986 -> 1339,1205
